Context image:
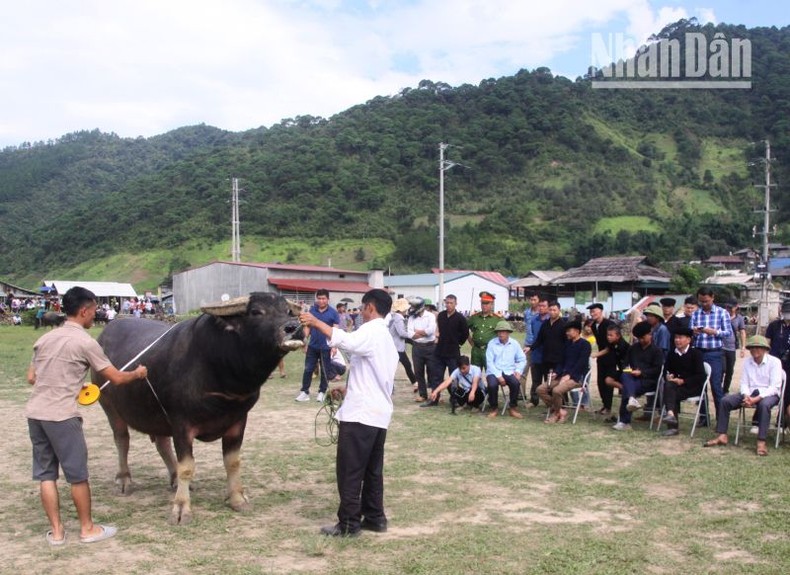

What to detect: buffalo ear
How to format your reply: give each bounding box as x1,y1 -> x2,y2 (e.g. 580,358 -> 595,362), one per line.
285,299 -> 303,317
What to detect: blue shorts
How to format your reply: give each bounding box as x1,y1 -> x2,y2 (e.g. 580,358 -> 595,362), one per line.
28,417 -> 89,483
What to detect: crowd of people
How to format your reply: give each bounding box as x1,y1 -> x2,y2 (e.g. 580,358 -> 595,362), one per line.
293,286 -> 788,458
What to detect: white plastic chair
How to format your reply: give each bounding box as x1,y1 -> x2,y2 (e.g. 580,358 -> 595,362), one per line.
656,362 -> 711,437
734,371 -> 786,449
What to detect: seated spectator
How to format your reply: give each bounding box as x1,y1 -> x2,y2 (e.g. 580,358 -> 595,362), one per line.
610,321 -> 664,431
430,355 -> 485,414
660,327 -> 707,437
325,348 -> 348,382
703,335 -> 782,455
485,321 -> 527,419
537,321 -> 592,424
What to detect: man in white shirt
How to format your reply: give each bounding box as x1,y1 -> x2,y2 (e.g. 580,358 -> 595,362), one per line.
703,335 -> 782,456
406,296 -> 440,406
300,288 -> 398,537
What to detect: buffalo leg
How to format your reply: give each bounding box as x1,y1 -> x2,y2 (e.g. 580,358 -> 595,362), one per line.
101,406 -> 133,494
152,436 -> 178,490
169,427 -> 196,526
222,418 -> 249,512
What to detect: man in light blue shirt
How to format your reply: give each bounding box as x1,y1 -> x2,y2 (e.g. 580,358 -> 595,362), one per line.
430,355 -> 484,414
486,320 -> 527,419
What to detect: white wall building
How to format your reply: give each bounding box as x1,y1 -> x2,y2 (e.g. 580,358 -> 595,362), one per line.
384,271 -> 510,315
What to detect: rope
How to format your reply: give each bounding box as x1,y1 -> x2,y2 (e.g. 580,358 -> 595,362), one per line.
314,349 -> 345,446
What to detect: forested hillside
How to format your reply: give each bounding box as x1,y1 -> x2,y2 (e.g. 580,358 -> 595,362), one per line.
1,19 -> 788,288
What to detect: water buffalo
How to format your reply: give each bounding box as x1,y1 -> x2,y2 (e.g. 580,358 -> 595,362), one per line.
93,292 -> 304,525
36,311 -> 66,329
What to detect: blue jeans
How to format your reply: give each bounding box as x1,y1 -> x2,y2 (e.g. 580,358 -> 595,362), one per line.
301,347 -> 332,394
618,373 -> 656,424
700,348 -> 724,419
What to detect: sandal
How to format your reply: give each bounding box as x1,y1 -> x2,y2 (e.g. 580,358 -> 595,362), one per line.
703,438 -> 728,448
756,444 -> 768,456
594,408 -> 610,416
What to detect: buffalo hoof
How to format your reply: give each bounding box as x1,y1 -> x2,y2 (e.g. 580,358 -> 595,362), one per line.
115,475 -> 133,496
228,492 -> 250,513
169,505 -> 193,526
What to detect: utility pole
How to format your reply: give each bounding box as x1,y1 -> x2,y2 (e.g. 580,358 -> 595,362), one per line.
231,177 -> 241,262
438,143 -> 468,309
754,140 -> 776,331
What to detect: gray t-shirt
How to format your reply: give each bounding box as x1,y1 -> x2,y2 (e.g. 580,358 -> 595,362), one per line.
722,313 -> 746,351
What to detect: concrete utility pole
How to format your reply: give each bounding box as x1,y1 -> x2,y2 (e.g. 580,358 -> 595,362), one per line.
754,140 -> 776,330
438,143 -> 462,308
231,177 -> 241,262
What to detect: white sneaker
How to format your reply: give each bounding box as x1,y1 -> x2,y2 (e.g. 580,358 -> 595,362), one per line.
295,391 -> 310,402
316,392 -> 325,403
612,422 -> 632,431
749,425 -> 758,435
626,397 -> 642,412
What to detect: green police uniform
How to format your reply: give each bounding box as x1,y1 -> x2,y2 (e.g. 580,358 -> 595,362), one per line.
467,312 -> 502,369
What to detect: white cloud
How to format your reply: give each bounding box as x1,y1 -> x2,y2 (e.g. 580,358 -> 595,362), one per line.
0,1 -> 733,146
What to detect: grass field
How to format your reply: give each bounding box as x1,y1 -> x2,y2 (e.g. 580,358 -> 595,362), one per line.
1,324 -> 789,574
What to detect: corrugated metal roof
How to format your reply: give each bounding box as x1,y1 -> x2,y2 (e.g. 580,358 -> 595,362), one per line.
268,278 -> 371,293
42,280 -> 138,298
186,260 -> 365,275
510,271 -> 565,288
431,268 -> 510,286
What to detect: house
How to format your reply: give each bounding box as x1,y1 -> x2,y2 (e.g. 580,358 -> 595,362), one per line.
550,256 -> 672,315
41,280 -> 138,304
384,271 -> 509,315
1,279 -> 38,299
173,261 -> 381,313
703,255 -> 745,270
509,271 -> 564,300
704,270 -> 781,323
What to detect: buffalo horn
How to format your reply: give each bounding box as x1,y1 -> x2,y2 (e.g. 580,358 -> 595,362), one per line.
201,295 -> 250,316
286,299 -> 303,317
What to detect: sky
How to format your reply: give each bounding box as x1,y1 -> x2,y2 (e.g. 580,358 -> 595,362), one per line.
0,0 -> 786,148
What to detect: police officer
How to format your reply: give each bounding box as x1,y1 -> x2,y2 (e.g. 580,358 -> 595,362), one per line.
467,291 -> 502,370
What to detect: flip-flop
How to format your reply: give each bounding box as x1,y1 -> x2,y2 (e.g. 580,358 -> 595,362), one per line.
756,447 -> 769,457
80,524 -> 117,544
46,530 -> 66,546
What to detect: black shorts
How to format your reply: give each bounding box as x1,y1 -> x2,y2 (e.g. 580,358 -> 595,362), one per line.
28,417 -> 89,483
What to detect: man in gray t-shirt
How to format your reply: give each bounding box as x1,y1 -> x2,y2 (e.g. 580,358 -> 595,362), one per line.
722,299 -> 747,394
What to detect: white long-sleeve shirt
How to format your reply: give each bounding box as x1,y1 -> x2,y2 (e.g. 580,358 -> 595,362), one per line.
740,353 -> 783,399
330,317 -> 398,429
407,311 -> 436,343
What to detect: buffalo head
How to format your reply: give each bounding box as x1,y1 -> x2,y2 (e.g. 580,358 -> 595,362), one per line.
201,292 -> 304,351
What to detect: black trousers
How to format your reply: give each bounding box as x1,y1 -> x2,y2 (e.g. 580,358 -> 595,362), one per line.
397,351 -> 417,384
597,362 -> 615,410
412,343 -> 440,399
663,382 -> 703,428
529,362 -> 544,406
336,421 -> 387,533
723,349 -> 737,394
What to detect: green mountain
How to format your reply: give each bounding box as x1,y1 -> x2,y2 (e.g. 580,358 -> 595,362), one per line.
1,19 -> 788,290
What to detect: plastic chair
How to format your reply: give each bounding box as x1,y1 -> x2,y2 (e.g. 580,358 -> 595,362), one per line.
734,371 -> 786,449
644,366 -> 665,431
569,368 -> 593,424
656,362 -> 711,437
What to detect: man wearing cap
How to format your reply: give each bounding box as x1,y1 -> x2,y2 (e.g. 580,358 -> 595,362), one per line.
538,321 -> 591,424
660,326 -> 707,436
690,287 -> 732,420
434,294 -> 469,384
406,297 -> 440,406
485,320 -> 526,418
722,299 -> 747,394
467,291 -> 502,370
611,321 -> 664,431
703,335 -> 782,455
587,303 -> 615,416
388,298 -> 418,389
